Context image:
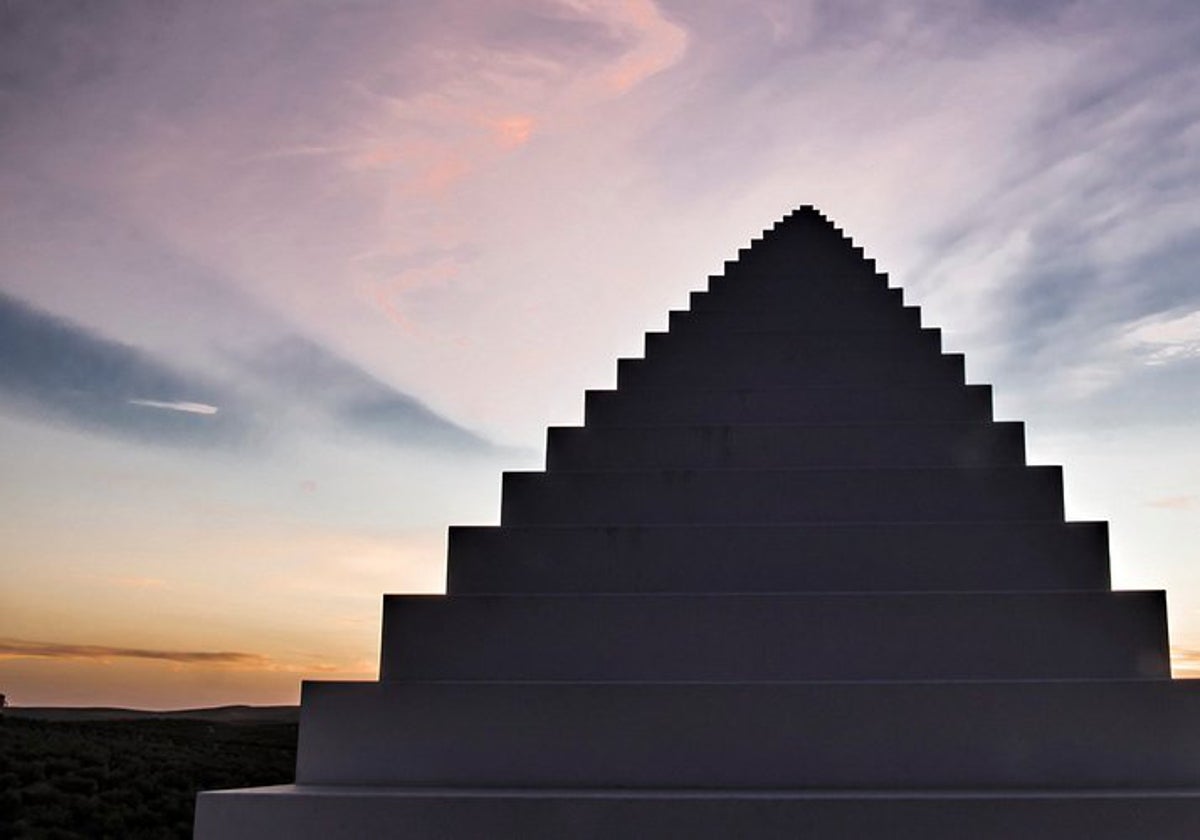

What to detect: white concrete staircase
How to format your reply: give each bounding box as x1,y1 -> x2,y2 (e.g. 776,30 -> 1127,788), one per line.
195,206 -> 1200,838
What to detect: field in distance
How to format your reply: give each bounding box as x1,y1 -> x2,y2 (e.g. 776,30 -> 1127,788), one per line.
0,706 -> 298,838
5,704 -> 298,724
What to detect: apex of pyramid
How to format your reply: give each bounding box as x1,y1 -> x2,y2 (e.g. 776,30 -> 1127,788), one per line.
790,204 -> 824,219
766,204 -> 832,240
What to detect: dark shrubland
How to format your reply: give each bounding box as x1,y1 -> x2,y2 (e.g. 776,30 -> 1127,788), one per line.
0,714 -> 296,838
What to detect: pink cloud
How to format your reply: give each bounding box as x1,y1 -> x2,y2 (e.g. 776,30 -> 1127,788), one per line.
372,257 -> 462,333
595,0 -> 689,94
486,114 -> 537,148
413,153 -> 473,196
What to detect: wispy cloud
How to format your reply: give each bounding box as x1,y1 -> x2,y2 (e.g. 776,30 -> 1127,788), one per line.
236,336 -> 497,453
579,0 -> 688,94
0,291 -> 246,447
0,637 -> 360,676
0,291 -> 497,453
128,399 -> 220,415
0,638 -> 267,667
1121,310 -> 1200,366
890,2 -> 1200,422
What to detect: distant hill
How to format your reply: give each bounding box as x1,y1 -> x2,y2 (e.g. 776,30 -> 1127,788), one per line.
3,704 -> 298,724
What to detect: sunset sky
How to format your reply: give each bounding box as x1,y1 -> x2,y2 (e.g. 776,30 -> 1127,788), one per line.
3,0 -> 1200,708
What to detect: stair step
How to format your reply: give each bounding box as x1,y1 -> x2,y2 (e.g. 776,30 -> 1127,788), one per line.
667,304 -> 921,332
379,592 -> 1167,682
446,521 -> 1111,593
702,276 -> 892,305
295,680 -> 1200,788
719,245 -> 879,283
700,279 -> 894,311
584,385 -> 993,425
545,423 -> 1026,470
195,786 -> 1200,840
643,327 -> 942,359
709,253 -> 887,282
501,466 -> 1064,525
689,286 -> 905,315
616,353 -> 965,388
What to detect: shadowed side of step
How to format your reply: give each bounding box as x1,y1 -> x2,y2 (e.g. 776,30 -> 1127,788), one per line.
378,592 -> 1169,682
615,352 -> 966,388
667,305 -> 923,332
500,466 -> 1065,525
195,786 -> 1200,840
446,522 -> 1112,593
545,423 -> 1026,470
689,286 -> 907,315
642,327 -> 942,361
295,680 -> 1200,789
583,385 -> 994,425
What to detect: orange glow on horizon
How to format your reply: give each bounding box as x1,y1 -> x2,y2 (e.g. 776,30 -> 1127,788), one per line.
0,639 -> 378,709
1170,646 -> 1200,679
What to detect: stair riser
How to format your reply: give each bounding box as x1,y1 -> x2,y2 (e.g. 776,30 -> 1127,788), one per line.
720,248 -> 878,281
296,681 -> 1200,788
616,354 -> 965,388
689,287 -> 904,314
446,522 -> 1112,593
667,306 -> 922,332
667,309 -> 916,333
708,275 -> 889,299
500,467 -> 1065,525
379,592 -> 1168,682
584,386 -> 994,425
709,258 -> 887,284
644,328 -> 942,358
702,278 -> 891,304
722,245 -> 871,268
194,789 -> 1200,840
699,283 -> 896,313
545,423 -> 1026,470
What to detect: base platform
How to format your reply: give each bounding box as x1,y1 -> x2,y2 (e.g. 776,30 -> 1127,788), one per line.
196,785 -> 1200,839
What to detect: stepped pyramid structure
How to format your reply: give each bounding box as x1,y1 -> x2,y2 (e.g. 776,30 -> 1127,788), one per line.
197,207 -> 1200,838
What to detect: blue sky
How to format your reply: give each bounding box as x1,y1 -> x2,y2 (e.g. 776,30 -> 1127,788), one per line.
2,0 -> 1200,707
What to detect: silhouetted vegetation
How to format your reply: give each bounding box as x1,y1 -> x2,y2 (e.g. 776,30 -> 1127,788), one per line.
0,713 -> 296,838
